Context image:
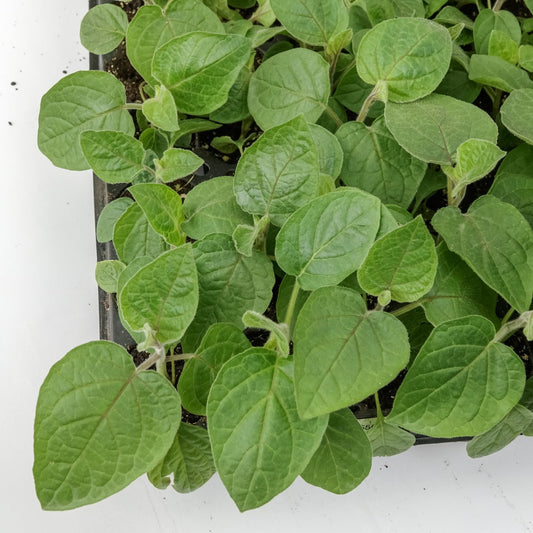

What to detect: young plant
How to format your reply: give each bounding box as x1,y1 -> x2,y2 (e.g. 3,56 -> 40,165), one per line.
35,0 -> 533,512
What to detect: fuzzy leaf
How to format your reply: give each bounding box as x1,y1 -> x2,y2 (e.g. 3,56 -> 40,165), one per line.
95,260 -> 126,293
155,148 -> 204,183
96,198 -> 134,243
80,4 -> 128,54
365,418 -> 415,456
501,89 -> 533,145
142,85 -> 179,132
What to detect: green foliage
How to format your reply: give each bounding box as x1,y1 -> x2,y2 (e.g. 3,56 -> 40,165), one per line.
36,0 -> 533,512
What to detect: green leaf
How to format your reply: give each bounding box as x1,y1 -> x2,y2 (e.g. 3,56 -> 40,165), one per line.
336,117 -> 426,208
148,423 -> 215,492
210,67 -> 252,124
96,197 -> 134,243
473,8 -> 521,55
466,405 -> 533,458
412,167 -> 446,213
80,4 -> 128,54
301,408 -> 372,494
490,144 -> 533,228
178,323 -> 250,416
488,30 -> 519,64
397,307 -> 433,365
234,116 -> 321,227
334,66 -> 384,117
365,418 -> 415,456
232,215 -> 269,257
182,176 -> 253,240
294,286 -> 410,419
152,32 -> 251,115
436,68 -> 481,103
142,85 -> 179,132
170,118 -> 221,144
501,89 -> 533,145
38,71 -> 134,170
182,234 -> 274,350
358,216 -> 437,302
309,123 -> 344,180
276,276 -> 310,336
423,243 -> 498,327
385,94 -> 498,165
129,183 -> 185,247
155,148 -> 204,183
80,130 -> 145,184
247,49 -> 330,130
207,348 -> 328,511
356,18 -> 452,103
270,0 -> 348,46
95,260 -> 126,293
120,246 -> 198,345
469,54 -> 533,93
432,195 -> 533,312
389,316 -> 525,437
434,6 -> 474,31
518,45 -> 533,72
139,128 -> 169,157
33,341 -> 180,510
113,203 -> 169,264
275,188 -> 381,291
126,1 -> 223,86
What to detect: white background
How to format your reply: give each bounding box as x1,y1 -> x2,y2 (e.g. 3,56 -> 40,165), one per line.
1,2 -> 532,532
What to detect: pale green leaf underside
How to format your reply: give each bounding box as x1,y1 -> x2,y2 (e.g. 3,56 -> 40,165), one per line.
384,93 -> 498,165
356,17 -> 452,103
181,234 -> 274,351
473,8 -> 521,55
309,123 -> 344,180
207,349 -> 328,511
358,216 -> 437,302
182,176 -> 253,240
469,54 -> 533,93
80,130 -> 145,184
148,423 -> 215,493
126,1 -> 223,86
152,32 -> 251,115
234,116 -> 321,227
96,197 -> 134,243
95,260 -> 125,293
270,0 -> 349,46
275,188 -> 381,291
389,316 -> 525,437
120,245 -> 198,345
129,183 -> 185,247
38,71 -> 134,170
365,418 -> 416,457
80,4 -> 128,55
432,195 -> 533,312
423,243 -> 498,326
178,323 -> 250,416
301,408 -> 372,494
247,48 -> 331,131
142,85 -> 179,132
336,118 -> 426,208
501,89 -> 533,145
33,341 -> 181,510
466,404 -> 533,458
294,286 -> 410,419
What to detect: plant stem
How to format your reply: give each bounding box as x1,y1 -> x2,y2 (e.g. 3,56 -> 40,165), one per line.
500,307 -> 515,326
166,352 -> 196,362
323,104 -> 344,127
493,0 -> 506,11
283,280 -> 300,330
123,103 -> 143,110
357,89 -> 377,123
135,341 -> 166,373
171,359 -> 176,385
374,392 -> 384,422
493,311 -> 533,343
391,299 -> 426,317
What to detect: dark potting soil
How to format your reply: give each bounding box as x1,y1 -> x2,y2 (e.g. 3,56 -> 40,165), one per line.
99,0 -> 533,424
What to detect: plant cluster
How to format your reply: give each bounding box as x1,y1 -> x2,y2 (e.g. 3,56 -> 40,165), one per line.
35,0 -> 533,512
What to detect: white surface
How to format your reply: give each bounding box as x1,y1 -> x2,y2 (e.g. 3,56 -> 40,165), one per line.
1,2 -> 532,532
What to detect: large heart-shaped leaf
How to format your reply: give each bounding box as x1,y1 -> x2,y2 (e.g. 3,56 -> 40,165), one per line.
389,316 -> 525,437
356,17 -> 452,102
80,4 -> 128,55
275,188 -> 381,291
153,32 -> 252,115
233,116 -> 321,227
34,341 -> 181,510
120,245 -> 198,345
207,348 -> 328,511
432,195 -> 533,313
38,71 -> 134,170
294,286 -> 410,419
247,49 -> 330,130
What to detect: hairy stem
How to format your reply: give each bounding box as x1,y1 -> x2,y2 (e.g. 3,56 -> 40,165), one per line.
123,103 -> 143,110
374,392 -> 384,422
135,341 -> 166,373
493,0 -> 506,11
357,89 -> 377,123
493,311 -> 533,343
500,307 -> 515,326
391,299 -> 427,318
166,352 -> 196,362
322,104 -> 344,127
283,280 -> 300,332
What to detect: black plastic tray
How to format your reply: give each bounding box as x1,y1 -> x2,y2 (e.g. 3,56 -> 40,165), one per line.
89,0 -> 468,447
